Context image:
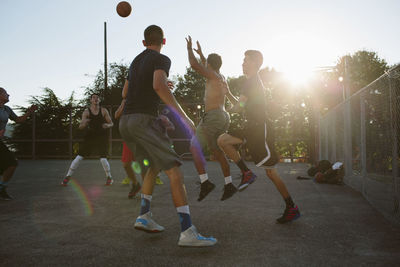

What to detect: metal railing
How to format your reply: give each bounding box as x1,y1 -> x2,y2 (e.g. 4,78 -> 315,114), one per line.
7,102 -> 312,162
319,64 -> 400,224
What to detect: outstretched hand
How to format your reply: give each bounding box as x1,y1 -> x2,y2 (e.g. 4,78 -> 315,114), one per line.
185,35 -> 193,50
194,41 -> 203,56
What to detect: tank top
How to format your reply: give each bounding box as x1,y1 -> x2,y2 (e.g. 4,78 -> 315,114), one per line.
86,107 -> 107,137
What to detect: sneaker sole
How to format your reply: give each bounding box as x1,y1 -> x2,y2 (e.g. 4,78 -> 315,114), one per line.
197,184 -> 216,201
134,225 -> 164,233
277,213 -> 301,224
178,240 -> 217,247
220,189 -> 238,201
238,177 -> 257,191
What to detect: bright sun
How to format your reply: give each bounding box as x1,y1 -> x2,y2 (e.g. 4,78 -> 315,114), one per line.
282,67 -> 315,86
264,31 -> 333,87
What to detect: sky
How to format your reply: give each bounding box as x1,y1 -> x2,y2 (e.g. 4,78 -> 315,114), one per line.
1,0 -> 400,112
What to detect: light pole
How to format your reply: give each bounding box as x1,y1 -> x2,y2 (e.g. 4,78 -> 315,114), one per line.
196,104 -> 202,123
104,22 -> 108,93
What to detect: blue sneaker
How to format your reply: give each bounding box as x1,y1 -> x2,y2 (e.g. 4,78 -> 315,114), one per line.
134,212 -> 164,233
178,225 -> 217,247
238,171 -> 257,191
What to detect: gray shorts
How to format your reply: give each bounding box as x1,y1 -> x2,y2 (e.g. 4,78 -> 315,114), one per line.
119,113 -> 182,172
191,109 -> 230,152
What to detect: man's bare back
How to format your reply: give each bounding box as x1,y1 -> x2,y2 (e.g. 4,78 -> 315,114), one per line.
204,75 -> 227,112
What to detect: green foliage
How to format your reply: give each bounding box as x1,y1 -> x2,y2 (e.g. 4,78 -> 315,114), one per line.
11,88 -> 81,157
336,50 -> 389,95
84,62 -> 129,106
173,67 -> 206,123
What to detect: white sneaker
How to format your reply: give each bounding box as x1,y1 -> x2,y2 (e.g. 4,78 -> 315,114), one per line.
178,225 -> 217,247
134,212 -> 165,233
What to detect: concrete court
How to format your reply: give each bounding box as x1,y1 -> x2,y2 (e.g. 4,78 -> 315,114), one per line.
1,160 -> 400,266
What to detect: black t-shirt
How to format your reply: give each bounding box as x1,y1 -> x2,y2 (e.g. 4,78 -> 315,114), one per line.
241,74 -> 267,123
124,49 -> 171,116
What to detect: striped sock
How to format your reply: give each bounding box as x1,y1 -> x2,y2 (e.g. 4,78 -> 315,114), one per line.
140,194 -> 152,215
177,205 -> 192,232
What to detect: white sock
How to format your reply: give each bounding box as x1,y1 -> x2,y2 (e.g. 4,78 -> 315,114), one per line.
100,158 -> 111,177
66,155 -> 84,177
141,193 -> 152,201
176,205 -> 190,214
199,173 -> 208,183
224,176 -> 232,184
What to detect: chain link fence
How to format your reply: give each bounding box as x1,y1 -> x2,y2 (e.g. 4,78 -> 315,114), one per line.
319,64 -> 400,224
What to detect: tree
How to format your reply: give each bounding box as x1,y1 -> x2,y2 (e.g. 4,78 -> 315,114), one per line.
84,62 -> 129,106
337,50 -> 389,96
173,67 -> 206,124
11,88 -> 80,157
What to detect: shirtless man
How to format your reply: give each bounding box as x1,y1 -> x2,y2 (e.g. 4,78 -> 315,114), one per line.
61,94 -> 114,186
186,36 -> 236,201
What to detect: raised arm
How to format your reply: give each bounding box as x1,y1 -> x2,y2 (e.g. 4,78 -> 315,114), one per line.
186,36 -> 218,80
153,69 -> 194,129
194,41 -> 206,66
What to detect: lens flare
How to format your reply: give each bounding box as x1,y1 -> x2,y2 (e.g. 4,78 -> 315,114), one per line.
132,161 -> 142,174
143,159 -> 150,166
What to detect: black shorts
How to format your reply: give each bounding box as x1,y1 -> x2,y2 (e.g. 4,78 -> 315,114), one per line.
228,121 -> 279,168
79,135 -> 108,158
0,140 -> 18,174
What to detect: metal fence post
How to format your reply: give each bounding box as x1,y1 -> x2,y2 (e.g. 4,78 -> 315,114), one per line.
32,112 -> 36,160
331,112 -> 336,162
360,95 -> 367,194
388,75 -> 399,216
324,119 -> 329,160
318,116 -> 322,161
344,100 -> 353,177
69,107 -> 73,159
109,105 -> 113,157
388,76 -> 399,179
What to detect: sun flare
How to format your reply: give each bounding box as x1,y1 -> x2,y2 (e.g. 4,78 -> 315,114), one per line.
264,31 -> 333,87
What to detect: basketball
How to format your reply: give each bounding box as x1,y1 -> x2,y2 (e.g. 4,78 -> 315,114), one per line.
116,1 -> 131,17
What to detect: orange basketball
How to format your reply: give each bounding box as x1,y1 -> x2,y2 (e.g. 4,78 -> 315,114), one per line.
116,1 -> 131,17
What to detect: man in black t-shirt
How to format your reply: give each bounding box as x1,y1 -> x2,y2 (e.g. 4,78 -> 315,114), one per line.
218,50 -> 300,224
119,25 -> 216,247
